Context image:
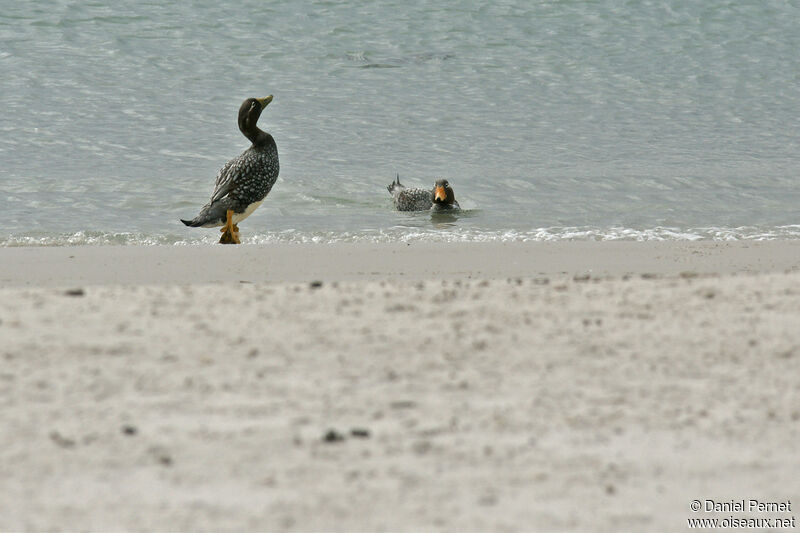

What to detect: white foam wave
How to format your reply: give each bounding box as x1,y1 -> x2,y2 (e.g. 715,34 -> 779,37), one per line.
2,225 -> 800,247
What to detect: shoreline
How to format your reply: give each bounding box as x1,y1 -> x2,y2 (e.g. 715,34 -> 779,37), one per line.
1,240 -> 798,288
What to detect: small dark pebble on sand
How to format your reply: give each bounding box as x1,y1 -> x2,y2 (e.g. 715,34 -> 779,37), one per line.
309,280 -> 323,289
323,429 -> 346,443
122,425 -> 138,436
148,446 -> 173,466
49,431 -> 76,448
350,428 -> 370,438
64,288 -> 85,297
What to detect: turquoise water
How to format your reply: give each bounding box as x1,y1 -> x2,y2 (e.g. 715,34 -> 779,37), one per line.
2,0 -> 799,245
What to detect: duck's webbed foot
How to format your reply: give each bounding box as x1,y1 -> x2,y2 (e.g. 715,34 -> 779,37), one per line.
219,210 -> 241,244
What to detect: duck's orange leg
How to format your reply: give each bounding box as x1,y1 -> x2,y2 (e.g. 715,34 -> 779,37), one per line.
219,210 -> 241,244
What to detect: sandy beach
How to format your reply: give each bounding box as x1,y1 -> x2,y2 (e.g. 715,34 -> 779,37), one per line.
1,241 -> 799,532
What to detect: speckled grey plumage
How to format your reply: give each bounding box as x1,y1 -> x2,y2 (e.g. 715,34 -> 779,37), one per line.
388,181 -> 433,211
387,176 -> 459,211
181,97 -> 279,229
185,144 -> 279,227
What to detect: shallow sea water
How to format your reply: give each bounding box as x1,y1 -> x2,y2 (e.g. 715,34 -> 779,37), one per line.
1,0 -> 799,245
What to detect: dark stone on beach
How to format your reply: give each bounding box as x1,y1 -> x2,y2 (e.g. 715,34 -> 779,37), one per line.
323,429 -> 345,443
49,431 -> 76,448
412,440 -> 432,455
350,428 -> 370,438
309,280 -> 323,289
122,425 -> 138,436
478,493 -> 498,506
148,446 -> 173,466
700,288 -> 717,299
64,288 -> 85,297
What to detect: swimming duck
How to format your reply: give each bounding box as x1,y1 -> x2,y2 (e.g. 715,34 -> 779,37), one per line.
387,175 -> 459,211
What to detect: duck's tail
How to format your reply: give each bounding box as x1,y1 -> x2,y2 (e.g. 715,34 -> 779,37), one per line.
180,201 -> 228,228
387,173 -> 404,194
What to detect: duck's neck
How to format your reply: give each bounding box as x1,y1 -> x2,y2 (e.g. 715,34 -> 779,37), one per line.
236,109 -> 270,146
240,122 -> 272,146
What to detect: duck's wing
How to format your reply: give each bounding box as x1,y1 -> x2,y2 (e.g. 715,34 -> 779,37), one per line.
209,157 -> 240,204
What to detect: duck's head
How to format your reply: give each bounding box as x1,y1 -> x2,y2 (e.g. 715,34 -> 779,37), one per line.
238,95 -> 273,138
432,179 -> 457,207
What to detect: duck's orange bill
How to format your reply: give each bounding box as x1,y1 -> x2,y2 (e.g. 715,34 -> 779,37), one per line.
434,186 -> 446,201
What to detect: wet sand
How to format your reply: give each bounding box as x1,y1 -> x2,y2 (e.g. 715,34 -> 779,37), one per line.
1,240 -> 799,287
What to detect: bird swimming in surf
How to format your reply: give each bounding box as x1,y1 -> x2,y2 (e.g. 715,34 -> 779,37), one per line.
181,96 -> 279,244
387,175 -> 460,211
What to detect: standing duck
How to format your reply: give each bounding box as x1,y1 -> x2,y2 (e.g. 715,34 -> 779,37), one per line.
181,96 -> 279,244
